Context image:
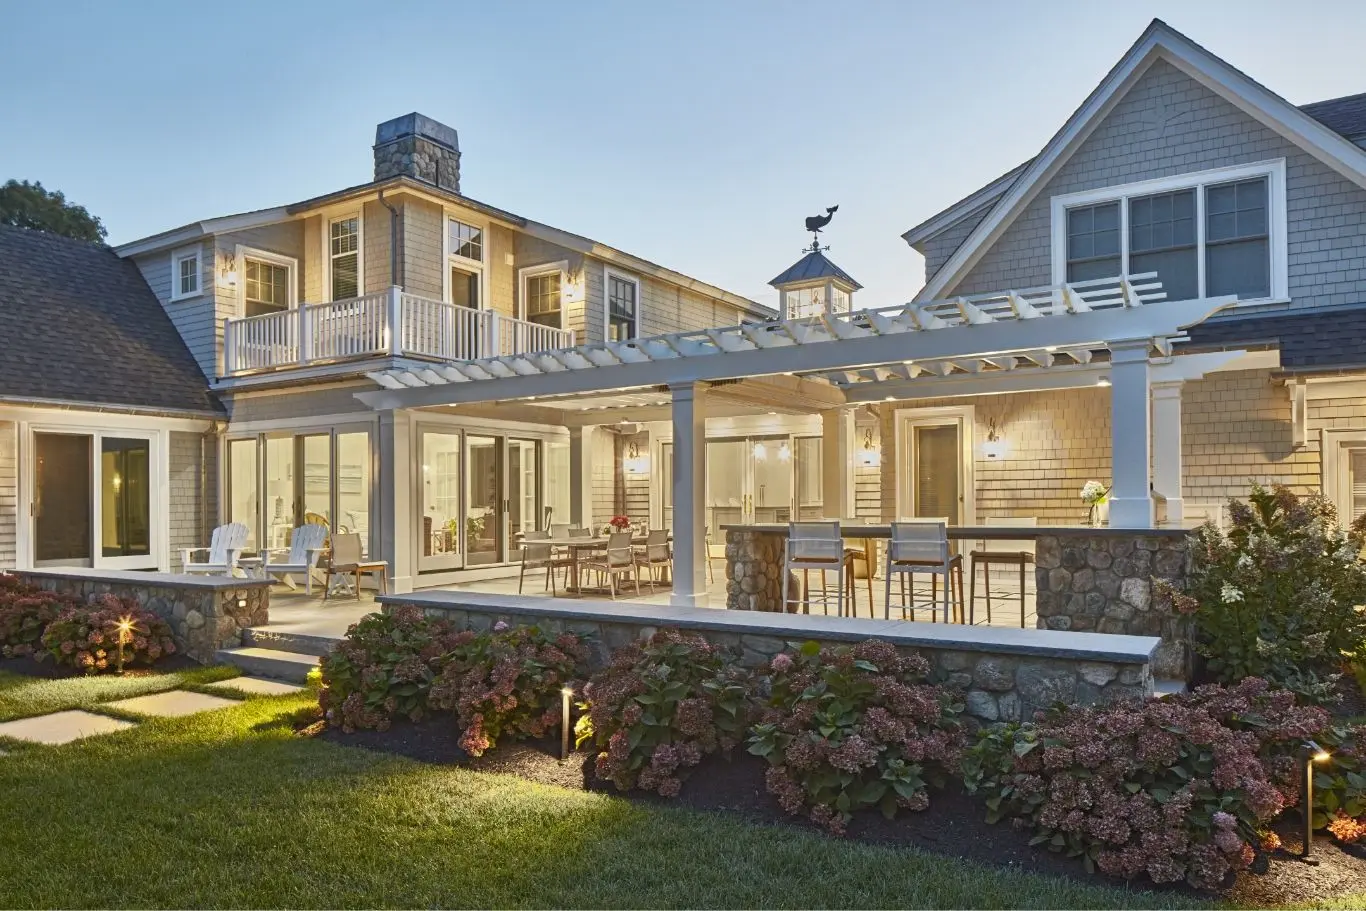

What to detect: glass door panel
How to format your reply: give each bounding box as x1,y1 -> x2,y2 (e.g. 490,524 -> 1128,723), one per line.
660,442 -> 674,531
795,436 -> 823,520
264,437 -> 295,551
299,434 -> 332,538
227,438 -> 260,552
34,432 -> 92,565
705,440 -> 746,538
508,439 -> 538,555
544,440 -> 570,529
100,437 -> 150,560
421,431 -> 462,570
465,435 -> 502,566
911,424 -> 961,523
336,432 -> 371,557
749,436 -> 792,525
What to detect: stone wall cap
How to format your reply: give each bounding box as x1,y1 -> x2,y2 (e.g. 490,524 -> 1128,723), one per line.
723,523 -> 1193,539
379,591 -> 1160,664
12,568 -> 274,591
374,113 -> 459,151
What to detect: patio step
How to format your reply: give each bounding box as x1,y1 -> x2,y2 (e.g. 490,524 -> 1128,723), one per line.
242,627 -> 338,658
215,647 -> 318,683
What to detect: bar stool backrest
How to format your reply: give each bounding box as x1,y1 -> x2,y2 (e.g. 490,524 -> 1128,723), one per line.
789,521 -> 843,562
889,521 -> 950,564
977,516 -> 1037,554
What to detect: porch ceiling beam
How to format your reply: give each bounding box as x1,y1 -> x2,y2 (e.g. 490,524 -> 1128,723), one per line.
354,295 -> 1236,411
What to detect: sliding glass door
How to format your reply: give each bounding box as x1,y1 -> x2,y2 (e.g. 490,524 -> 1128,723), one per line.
33,432 -> 92,565
33,430 -> 156,569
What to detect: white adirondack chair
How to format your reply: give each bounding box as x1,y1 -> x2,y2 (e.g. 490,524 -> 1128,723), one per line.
261,524 -> 329,595
181,522 -> 249,576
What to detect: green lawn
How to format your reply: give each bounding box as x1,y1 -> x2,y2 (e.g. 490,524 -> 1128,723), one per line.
0,669 -> 1225,909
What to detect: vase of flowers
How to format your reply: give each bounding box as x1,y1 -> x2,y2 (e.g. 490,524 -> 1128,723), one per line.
1080,481 -> 1110,526
602,515 -> 632,536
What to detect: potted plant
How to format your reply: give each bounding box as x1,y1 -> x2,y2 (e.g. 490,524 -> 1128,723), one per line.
1080,480 -> 1109,526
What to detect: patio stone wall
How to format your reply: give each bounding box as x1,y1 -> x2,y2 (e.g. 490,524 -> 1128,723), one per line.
380,591 -> 1158,725
725,527 -> 799,612
1033,531 -> 1193,680
14,569 -> 271,663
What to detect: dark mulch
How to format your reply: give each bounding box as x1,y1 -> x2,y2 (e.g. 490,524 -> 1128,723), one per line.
0,654 -> 200,680
311,715 -> 1366,904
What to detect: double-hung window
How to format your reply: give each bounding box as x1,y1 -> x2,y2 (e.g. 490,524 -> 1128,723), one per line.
447,217 -> 483,310
242,252 -> 294,317
1053,160 -> 1284,304
606,271 -> 638,341
329,216 -> 361,300
170,246 -> 201,301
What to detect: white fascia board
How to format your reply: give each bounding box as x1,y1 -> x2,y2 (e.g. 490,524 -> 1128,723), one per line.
113,208 -> 293,258
917,20 -> 1366,303
354,295 -> 1235,411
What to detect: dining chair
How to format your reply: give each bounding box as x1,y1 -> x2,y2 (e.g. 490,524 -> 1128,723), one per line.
519,529 -> 569,595
969,517 -> 1037,627
582,531 -> 641,599
636,529 -> 672,592
322,532 -> 389,601
884,520 -> 965,623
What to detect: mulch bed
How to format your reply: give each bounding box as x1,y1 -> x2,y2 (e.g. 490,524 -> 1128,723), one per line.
311,715 -> 1366,905
0,654 -> 200,680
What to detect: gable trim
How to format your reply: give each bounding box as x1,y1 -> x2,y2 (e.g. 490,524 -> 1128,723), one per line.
917,19 -> 1366,302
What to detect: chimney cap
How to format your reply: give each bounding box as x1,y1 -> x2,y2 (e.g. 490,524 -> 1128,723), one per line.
374,113 -> 459,153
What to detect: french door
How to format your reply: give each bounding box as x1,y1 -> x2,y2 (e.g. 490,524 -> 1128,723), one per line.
899,410 -> 972,524
702,436 -> 796,537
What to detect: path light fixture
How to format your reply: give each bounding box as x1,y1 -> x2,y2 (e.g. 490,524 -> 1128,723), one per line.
115,615 -> 135,675
1302,739 -> 1332,863
561,687 -> 574,761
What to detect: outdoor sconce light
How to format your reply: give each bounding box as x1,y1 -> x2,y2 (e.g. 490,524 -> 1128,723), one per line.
1302,740 -> 1332,863
981,420 -> 1007,460
561,687 -> 574,761
622,441 -> 649,475
752,441 -> 768,461
778,442 -> 791,462
1097,375 -> 1112,387
855,427 -> 881,467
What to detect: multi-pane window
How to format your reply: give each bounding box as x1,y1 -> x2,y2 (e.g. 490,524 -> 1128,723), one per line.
785,286 -> 826,319
171,247 -> 200,300
329,216 -> 360,300
607,273 -> 637,341
525,272 -> 562,328
1206,177 -> 1269,299
449,219 -> 483,261
244,259 -> 290,316
1059,165 -> 1278,303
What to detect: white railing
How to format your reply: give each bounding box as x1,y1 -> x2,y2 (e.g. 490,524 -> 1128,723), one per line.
222,287 -> 575,376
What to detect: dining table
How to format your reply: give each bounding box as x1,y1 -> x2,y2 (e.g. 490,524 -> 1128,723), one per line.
531,532 -> 662,595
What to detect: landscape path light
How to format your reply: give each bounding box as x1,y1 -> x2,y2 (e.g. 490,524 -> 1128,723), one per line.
1302,739 -> 1332,864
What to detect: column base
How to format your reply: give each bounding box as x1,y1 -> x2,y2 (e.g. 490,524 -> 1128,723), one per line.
1161,497 -> 1184,526
389,575 -> 414,595
1107,496 -> 1155,528
670,591 -> 710,609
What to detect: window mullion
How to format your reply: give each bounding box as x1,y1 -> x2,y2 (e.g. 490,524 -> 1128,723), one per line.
1196,182 -> 1206,298
1119,196 -> 1129,278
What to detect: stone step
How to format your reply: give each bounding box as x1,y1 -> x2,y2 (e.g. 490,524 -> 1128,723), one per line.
242,627 -> 339,657
215,647 -> 318,683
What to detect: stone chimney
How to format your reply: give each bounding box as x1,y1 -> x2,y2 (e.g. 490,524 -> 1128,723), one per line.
373,113 -> 461,193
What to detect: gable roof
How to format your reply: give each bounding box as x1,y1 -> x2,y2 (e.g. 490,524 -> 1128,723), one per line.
768,250 -> 863,289
912,19 -> 1366,301
0,226 -> 220,415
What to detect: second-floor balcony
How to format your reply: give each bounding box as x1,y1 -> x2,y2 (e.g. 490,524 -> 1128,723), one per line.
221,287 -> 575,377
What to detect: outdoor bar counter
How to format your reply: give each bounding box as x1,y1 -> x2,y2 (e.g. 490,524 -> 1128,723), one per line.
722,522 -> 1195,679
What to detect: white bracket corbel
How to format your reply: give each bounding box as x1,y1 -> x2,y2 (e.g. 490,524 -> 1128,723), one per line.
1290,378 -> 1307,449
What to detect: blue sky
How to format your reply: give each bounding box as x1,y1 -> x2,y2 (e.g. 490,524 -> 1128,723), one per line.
2,0 -> 1363,307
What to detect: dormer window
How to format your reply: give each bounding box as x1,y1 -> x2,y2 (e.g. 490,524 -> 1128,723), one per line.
170,246 -> 201,301
1052,160 -> 1284,305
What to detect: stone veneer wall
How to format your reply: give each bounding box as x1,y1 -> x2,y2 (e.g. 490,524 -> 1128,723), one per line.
1034,531 -> 1192,680
15,569 -> 271,663
724,527 -> 799,612
381,592 -> 1157,725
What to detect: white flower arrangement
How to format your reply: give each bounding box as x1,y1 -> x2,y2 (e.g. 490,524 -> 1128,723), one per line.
1079,480 -> 1109,505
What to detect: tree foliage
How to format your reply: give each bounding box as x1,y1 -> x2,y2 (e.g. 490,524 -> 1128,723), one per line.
0,179 -> 106,242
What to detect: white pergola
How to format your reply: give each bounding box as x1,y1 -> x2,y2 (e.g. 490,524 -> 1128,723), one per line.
357,274 -> 1240,604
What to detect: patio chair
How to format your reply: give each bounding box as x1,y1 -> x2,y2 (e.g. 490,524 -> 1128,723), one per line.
181,522 -> 249,576
884,520 -> 964,623
261,523 -> 329,595
322,532 -> 389,602
581,531 -> 641,599
781,521 -> 847,616
518,530 -> 571,595
636,529 -> 672,592
968,517 -> 1036,627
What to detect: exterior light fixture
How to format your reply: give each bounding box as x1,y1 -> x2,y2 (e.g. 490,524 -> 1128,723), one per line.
855,427 -> 881,467
115,616 -> 135,675
561,687 -> 574,761
778,442 -> 791,462
1097,376 -> 1111,387
1302,740 -> 1332,863
752,442 -> 767,461
981,419 -> 1007,460
884,395 -> 895,402
622,440 -> 649,474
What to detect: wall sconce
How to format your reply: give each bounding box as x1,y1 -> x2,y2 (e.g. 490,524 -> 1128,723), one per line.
218,254 -> 238,289
981,419 -> 1007,460
778,442 -> 791,462
752,441 -> 768,461
622,440 -> 650,474
1097,375 -> 1111,387
563,268 -> 585,303
855,427 -> 881,467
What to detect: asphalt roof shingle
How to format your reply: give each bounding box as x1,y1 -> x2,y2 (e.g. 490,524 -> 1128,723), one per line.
0,226 -> 220,414
1300,92 -> 1366,144
1183,305 -> 1366,372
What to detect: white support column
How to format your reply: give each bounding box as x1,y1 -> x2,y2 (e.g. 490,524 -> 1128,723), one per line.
820,408 -> 855,519
378,409 -> 414,593
670,382 -> 707,607
1108,341 -> 1154,528
568,426 -> 595,528
1151,380 -> 1184,525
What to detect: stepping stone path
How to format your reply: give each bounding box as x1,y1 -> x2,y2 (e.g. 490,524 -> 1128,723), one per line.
104,690 -> 241,718
0,710 -> 136,745
205,676 -> 304,696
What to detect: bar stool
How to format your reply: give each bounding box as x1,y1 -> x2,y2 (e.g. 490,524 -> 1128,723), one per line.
969,516 -> 1036,627
842,519 -> 878,618
884,520 -> 965,623
782,521 -> 847,616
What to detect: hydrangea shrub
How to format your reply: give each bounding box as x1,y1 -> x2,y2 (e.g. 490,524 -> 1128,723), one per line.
577,628 -> 753,797
748,640 -> 964,835
429,621 -> 588,756
962,697 -> 1286,890
1158,484 -> 1366,702
0,574 -> 80,659
39,595 -> 177,673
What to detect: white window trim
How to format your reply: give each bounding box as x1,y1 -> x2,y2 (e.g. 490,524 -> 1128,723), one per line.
323,212 -> 364,303
603,265 -> 641,340
893,404 -> 977,525
170,244 -> 202,302
1320,428 -> 1366,522
518,261 -> 568,328
234,244 -> 298,318
442,211 -> 489,309
1049,158 -> 1288,306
